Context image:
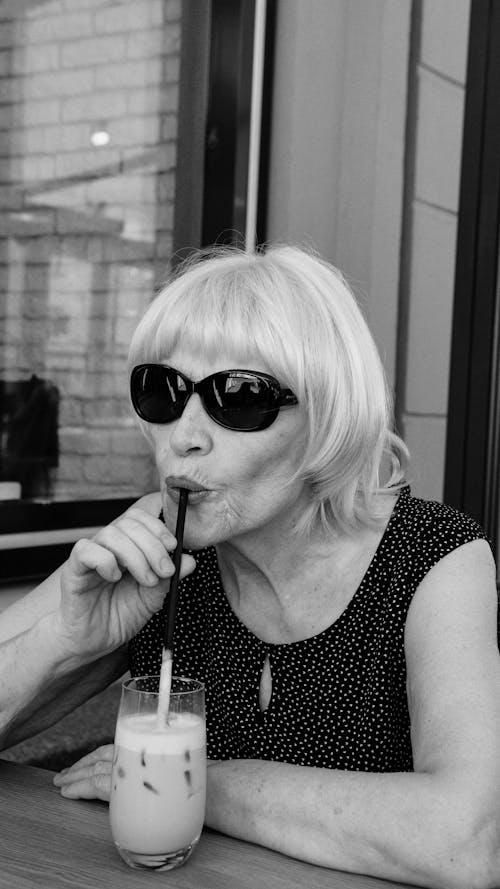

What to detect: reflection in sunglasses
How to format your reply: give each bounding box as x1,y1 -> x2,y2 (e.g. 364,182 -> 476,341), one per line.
212,379 -> 223,408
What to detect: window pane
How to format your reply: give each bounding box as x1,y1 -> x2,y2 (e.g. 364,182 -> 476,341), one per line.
0,0 -> 182,503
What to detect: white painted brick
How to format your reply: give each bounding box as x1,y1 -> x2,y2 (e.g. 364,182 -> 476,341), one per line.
0,23 -> 18,49
57,454 -> 85,482
161,115 -> 178,142
0,1 -> 28,18
109,115 -> 160,148
0,211 -> 55,237
404,201 -> 456,414
160,82 -> 179,113
151,143 -> 176,171
61,34 -> 127,70
60,427 -> 110,455
104,245 -> 154,267
47,354 -> 88,376
11,43 -> 60,74
21,154 -> 56,181
165,55 -> 180,82
24,12 -> 93,43
62,91 -> 128,123
38,122 -> 89,153
55,148 -> 120,178
0,76 -> 24,102
0,128 -> 21,154
110,428 -> 152,456
11,235 -> 57,262
157,171 -> 176,202
113,314 -> 142,347
86,173 -> 155,205
95,58 -> 163,89
414,67 -> 465,212
19,98 -> 61,127
23,68 -> 94,100
95,1 -> 163,33
62,0 -> 103,10
156,203 -> 174,230
0,186 -> 23,210
126,26 -> 180,60
127,87 -> 161,115
0,50 -> 12,76
59,399 -> 86,431
83,454 -> 141,485
28,0 -> 65,14
421,0 -> 470,84
83,399 -> 130,423
155,236 -> 174,259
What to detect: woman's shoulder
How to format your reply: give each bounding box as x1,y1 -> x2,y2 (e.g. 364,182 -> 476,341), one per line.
397,486 -> 489,543
384,486 -> 493,581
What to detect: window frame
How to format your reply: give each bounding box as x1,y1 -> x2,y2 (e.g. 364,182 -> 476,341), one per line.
444,0 -> 500,554
0,0 -> 276,582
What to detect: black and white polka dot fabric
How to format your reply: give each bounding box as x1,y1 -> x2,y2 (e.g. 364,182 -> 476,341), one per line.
128,488 -> 491,772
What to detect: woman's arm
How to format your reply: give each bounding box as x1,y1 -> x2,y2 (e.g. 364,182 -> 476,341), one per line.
53,539 -> 500,888
0,494 -> 195,748
0,629 -> 128,749
205,540 -> 500,889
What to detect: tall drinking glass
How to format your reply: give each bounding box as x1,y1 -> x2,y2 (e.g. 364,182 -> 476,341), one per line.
109,676 -> 206,871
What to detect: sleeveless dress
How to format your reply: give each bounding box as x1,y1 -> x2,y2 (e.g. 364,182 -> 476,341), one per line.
128,488 -> 490,772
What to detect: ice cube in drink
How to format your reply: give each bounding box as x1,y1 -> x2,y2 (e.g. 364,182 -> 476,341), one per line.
110,710 -> 206,870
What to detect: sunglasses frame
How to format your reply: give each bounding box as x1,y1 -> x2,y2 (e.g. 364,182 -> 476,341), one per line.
130,363 -> 298,432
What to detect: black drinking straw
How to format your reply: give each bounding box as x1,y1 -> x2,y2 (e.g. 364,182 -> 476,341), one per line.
163,487 -> 189,658
158,487 -> 189,725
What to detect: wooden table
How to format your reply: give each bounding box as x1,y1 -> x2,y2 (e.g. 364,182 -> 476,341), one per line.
0,759 -> 415,889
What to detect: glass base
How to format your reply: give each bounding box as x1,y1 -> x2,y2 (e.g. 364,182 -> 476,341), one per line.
115,837 -> 199,871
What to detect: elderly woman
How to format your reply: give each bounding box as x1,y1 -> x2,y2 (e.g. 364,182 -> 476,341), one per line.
0,246 -> 499,889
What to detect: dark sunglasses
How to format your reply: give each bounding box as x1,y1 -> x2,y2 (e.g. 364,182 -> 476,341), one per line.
130,363 -> 298,431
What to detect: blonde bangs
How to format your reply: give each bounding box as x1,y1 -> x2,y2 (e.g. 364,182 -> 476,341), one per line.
128,251 -> 307,391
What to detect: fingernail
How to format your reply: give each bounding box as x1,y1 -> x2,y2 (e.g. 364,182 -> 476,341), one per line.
160,558 -> 171,574
146,570 -> 158,584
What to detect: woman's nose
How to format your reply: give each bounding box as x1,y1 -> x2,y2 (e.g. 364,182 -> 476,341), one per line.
168,393 -> 214,455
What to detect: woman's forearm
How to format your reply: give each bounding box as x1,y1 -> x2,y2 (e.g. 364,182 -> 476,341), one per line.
206,759 -> 498,889
0,614 -> 127,748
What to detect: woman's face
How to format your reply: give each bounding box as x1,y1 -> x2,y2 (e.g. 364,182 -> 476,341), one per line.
147,345 -> 309,549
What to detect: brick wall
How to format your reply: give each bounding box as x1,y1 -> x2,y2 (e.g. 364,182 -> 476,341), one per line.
0,0 -> 181,502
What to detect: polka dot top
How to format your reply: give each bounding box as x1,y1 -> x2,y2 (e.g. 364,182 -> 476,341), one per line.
128,488 -> 490,772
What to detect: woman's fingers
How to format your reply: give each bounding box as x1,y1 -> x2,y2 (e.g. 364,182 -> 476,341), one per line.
66,499 -> 193,592
56,744 -> 114,772
67,517 -> 174,591
67,539 -> 123,584
53,744 -> 113,802
93,523 -> 170,585
58,768 -> 112,802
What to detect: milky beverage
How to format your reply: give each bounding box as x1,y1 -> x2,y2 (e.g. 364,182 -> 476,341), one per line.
110,711 -> 206,856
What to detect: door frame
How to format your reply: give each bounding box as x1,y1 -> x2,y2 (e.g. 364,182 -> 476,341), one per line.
444,0 -> 500,548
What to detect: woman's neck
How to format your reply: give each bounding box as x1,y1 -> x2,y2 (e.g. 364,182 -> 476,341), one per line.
214,497 -> 396,645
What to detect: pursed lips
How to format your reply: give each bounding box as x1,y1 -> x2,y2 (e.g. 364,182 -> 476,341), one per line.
165,476 -> 212,501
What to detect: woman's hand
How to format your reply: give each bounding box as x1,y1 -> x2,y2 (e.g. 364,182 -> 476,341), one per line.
53,745 -> 113,801
53,493 -> 196,662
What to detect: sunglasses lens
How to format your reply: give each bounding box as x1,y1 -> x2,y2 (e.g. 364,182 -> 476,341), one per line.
131,365 -> 186,423
205,373 -> 280,431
